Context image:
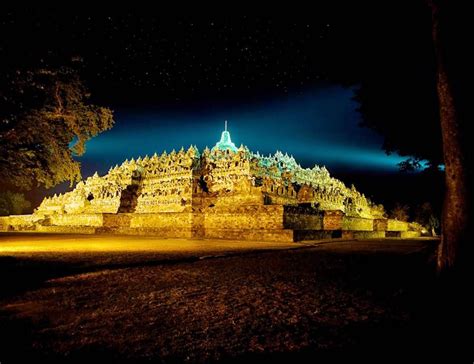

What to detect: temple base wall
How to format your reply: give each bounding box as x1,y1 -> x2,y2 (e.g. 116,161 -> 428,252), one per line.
205,205 -> 284,230
203,228 -> 293,242
387,219 -> 409,232
0,207 -> 421,241
341,231 -> 386,239
342,216 -> 374,231
37,225 -> 97,234
49,213 -> 104,227
283,206 -> 323,230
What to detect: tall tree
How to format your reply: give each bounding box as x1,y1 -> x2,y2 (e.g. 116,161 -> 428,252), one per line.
0,66 -> 114,189
353,2 -> 470,272
429,1 -> 471,272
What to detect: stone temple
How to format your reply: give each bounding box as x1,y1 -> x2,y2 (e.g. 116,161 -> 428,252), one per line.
0,123 -> 420,240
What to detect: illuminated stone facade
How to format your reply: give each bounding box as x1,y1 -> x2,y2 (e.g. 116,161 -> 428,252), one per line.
36,127 -> 384,218
1,124 -> 420,240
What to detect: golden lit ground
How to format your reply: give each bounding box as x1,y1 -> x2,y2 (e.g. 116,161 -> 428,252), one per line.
0,233 -> 300,253
0,234 -> 452,362
0,233 -> 307,269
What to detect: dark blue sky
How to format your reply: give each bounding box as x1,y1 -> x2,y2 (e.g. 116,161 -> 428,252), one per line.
79,86 -> 404,178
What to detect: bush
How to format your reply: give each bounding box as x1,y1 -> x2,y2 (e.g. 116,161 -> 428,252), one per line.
0,191 -> 31,216
389,203 -> 410,222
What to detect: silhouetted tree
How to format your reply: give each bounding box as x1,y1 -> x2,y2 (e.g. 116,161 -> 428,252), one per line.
415,202 -> 440,236
389,203 -> 410,222
354,2 -> 470,272
0,66 -> 114,189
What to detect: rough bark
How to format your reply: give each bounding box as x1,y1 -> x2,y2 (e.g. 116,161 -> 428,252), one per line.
430,2 -> 470,272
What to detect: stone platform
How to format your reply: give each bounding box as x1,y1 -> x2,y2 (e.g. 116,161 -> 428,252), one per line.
0,205 -> 420,242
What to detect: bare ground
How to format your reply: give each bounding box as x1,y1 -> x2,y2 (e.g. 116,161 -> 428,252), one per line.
0,235 -> 469,362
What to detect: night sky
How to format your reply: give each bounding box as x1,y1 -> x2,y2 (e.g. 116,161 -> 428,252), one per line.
1,6 -> 439,206
79,87 -> 404,175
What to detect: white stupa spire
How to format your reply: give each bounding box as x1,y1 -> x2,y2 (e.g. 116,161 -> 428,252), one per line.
212,120 -> 237,152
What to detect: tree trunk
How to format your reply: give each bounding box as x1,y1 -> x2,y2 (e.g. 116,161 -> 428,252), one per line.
430,2 -> 470,272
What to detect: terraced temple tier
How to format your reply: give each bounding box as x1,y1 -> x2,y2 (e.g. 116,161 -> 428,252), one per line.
1,124 -> 420,240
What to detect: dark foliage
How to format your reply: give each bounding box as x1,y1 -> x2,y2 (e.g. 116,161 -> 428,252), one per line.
0,65 -> 114,189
